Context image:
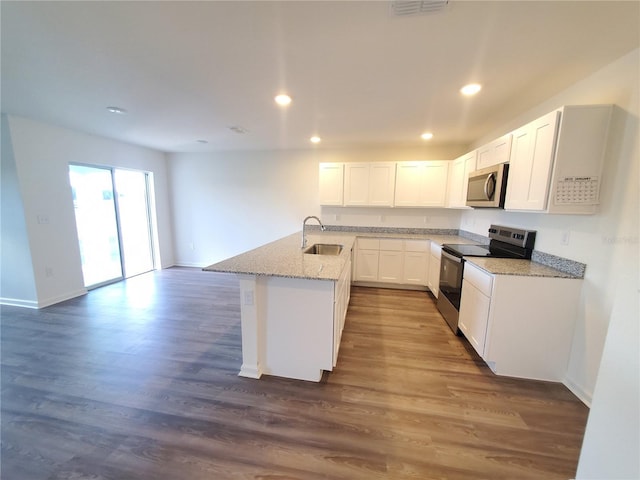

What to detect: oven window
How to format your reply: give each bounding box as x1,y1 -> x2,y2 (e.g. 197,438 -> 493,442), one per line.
439,255 -> 464,309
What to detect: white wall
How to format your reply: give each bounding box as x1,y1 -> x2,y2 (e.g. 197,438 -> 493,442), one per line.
168,144 -> 465,266
1,115 -> 38,306
455,50 -> 638,479
1,115 -> 175,307
460,49 -> 639,406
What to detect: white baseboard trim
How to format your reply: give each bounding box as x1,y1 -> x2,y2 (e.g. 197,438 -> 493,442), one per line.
37,288 -> 88,308
0,297 -> 40,309
1,288 -> 87,309
173,262 -> 208,268
564,376 -> 592,407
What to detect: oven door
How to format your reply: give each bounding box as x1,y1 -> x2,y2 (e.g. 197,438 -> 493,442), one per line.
436,250 -> 464,334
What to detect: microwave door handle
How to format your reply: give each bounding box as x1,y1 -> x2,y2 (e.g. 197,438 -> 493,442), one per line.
484,173 -> 496,199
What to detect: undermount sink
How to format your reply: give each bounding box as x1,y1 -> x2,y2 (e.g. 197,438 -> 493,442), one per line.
303,243 -> 343,255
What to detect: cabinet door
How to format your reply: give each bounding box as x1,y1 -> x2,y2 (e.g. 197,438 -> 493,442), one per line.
447,151 -> 476,208
403,251 -> 428,285
378,250 -> 403,283
459,279 -> 491,357
355,249 -> 379,281
319,163 -> 344,206
505,111 -> 560,211
477,134 -> 512,169
427,243 -> 441,297
420,161 -> 449,206
344,163 -> 370,206
368,163 -> 396,206
394,162 -> 423,206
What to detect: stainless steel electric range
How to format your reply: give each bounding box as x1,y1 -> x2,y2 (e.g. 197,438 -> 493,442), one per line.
436,224 -> 536,334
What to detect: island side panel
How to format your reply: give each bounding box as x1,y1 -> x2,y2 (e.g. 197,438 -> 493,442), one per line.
262,276 -> 335,382
237,274 -> 263,379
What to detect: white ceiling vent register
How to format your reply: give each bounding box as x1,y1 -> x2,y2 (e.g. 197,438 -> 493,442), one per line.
390,1 -> 449,17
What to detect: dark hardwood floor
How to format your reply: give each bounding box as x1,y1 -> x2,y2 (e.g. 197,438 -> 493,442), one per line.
1,267 -> 589,479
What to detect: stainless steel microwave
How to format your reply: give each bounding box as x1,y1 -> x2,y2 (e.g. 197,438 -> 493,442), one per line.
466,163 -> 509,208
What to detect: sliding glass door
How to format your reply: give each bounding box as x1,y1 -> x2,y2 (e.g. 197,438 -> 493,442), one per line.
69,165 -> 155,289
114,169 -> 154,278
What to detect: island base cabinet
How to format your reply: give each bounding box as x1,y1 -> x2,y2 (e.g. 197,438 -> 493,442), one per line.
238,275 -> 335,382
482,274 -> 583,382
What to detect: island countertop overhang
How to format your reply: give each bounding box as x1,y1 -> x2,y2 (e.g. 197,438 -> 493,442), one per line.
203,232 -> 356,281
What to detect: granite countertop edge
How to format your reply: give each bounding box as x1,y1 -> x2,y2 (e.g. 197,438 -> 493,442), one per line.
203,228 -> 583,280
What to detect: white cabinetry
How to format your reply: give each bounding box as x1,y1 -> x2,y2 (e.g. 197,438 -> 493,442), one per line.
333,256 -> 352,366
378,239 -> 404,283
427,242 -> 441,297
402,240 -> 430,285
354,237 -> 430,287
476,134 -> 512,169
505,105 -> 612,214
319,163 -> 344,206
355,238 -> 380,281
458,261 -> 583,382
458,262 -> 492,355
446,151 -> 477,208
394,161 -> 449,207
344,162 -> 395,207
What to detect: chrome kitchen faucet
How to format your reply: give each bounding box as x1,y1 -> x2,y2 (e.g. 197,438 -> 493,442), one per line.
301,215 -> 326,248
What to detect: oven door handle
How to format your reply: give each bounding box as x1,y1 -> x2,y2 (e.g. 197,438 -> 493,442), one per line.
441,250 -> 463,264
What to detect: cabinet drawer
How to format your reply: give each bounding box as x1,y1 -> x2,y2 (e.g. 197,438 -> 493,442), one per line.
430,242 -> 442,258
379,238 -> 404,251
357,238 -> 380,250
405,239 -> 429,252
463,262 -> 493,297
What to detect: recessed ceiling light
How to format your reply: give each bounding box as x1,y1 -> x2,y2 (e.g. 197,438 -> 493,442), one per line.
106,106 -> 127,114
421,132 -> 434,140
310,136 -> 321,144
460,83 -> 482,96
274,94 -> 292,106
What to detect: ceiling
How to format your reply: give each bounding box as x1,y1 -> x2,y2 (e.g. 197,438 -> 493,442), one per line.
2,1 -> 639,153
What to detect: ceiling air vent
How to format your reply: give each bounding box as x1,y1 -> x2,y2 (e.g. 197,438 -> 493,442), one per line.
390,0 -> 449,17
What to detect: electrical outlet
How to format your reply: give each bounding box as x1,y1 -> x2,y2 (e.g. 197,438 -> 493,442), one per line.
561,231 -> 571,245
45,267 -> 54,277
243,290 -> 254,306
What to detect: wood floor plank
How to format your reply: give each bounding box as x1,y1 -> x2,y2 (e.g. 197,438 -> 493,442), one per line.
1,267 -> 589,479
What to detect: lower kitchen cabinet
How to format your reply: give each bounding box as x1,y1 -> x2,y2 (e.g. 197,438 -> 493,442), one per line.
378,239 -> 404,282
354,237 -> 430,287
427,242 -> 442,297
333,256 -> 352,366
459,261 -> 582,382
355,238 -> 380,281
458,263 -> 493,355
402,240 -> 430,285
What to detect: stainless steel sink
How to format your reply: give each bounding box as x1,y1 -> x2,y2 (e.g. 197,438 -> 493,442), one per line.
303,243 -> 343,255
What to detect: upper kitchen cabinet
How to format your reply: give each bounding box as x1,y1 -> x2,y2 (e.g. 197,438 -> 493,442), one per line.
446,151 -> 477,208
319,163 -> 344,206
344,162 -> 396,207
505,105 -> 612,214
394,161 -> 449,207
476,134 -> 512,169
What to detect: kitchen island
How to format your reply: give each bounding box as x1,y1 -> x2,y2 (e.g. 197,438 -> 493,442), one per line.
204,232 -> 356,382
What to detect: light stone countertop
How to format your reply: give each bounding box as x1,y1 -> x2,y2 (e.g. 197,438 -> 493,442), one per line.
203,230 -> 580,281
202,231 -> 474,281
466,257 -> 580,278
203,232 -> 356,281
